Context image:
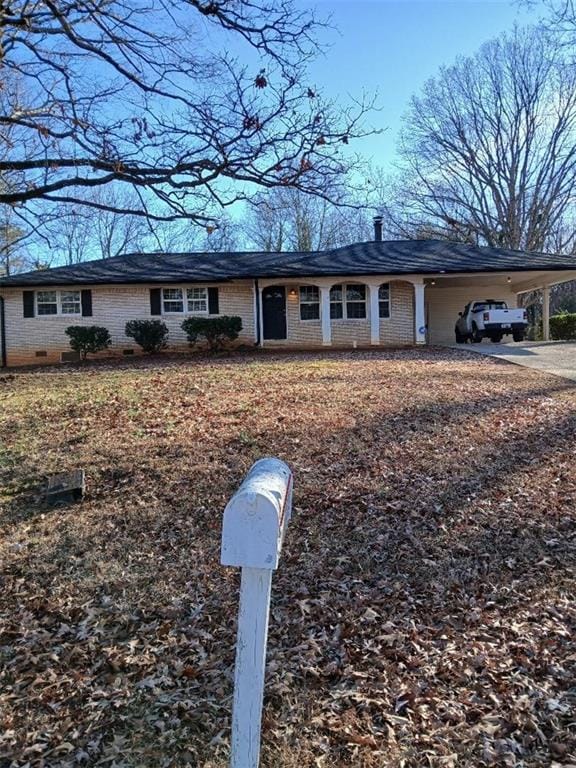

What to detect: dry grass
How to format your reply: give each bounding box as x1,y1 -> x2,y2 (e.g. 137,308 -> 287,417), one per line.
1,348 -> 575,768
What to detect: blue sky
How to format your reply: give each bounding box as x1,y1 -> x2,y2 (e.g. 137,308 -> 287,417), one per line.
303,0 -> 545,168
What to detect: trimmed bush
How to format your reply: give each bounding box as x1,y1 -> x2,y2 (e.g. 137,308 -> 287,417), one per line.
125,319 -> 168,353
181,316 -> 242,351
550,312 -> 576,341
65,325 -> 111,360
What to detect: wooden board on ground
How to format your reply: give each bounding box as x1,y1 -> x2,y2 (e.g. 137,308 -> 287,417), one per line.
46,469 -> 86,506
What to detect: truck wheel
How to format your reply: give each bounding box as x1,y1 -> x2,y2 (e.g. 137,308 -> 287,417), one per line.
512,331 -> 524,342
455,328 -> 466,343
490,334 -> 503,343
471,323 -> 482,343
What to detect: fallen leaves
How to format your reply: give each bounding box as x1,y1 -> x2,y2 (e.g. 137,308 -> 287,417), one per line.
0,348 -> 575,766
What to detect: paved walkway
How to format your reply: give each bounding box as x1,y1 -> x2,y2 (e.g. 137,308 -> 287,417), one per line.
453,341 -> 576,382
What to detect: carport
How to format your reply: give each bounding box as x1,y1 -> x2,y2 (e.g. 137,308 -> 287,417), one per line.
424,268 -> 576,345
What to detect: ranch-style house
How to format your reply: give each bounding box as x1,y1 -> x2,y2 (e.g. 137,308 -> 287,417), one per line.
2,219 -> 576,367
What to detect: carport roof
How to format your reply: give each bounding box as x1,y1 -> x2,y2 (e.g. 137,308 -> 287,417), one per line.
3,238 -> 576,287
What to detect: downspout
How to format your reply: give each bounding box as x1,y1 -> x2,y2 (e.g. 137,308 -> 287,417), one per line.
254,278 -> 261,346
0,296 -> 6,368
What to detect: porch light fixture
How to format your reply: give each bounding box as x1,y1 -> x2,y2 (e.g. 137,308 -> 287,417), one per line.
289,288 -> 297,297
430,279 -> 436,286
507,277 -> 512,283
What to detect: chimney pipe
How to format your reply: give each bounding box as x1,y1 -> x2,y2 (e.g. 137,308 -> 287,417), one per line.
373,215 -> 383,242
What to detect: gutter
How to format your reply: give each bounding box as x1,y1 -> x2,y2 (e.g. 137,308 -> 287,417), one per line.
0,296 -> 6,368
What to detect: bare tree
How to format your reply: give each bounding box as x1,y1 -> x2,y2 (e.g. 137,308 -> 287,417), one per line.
389,26 -> 576,251
1,0 -> 374,239
50,210 -> 95,266
539,0 -> 576,42
245,187 -> 371,251
92,190 -> 149,259
201,212 -> 240,252
0,211 -> 27,275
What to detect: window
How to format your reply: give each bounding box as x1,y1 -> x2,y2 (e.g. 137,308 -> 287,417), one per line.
35,290 -> 82,316
187,287 -> 208,313
379,284 -> 390,319
36,291 -> 58,316
162,287 -> 211,313
61,290 -> 81,315
299,286 -> 320,320
330,285 -> 343,319
162,287 -> 184,313
330,284 -> 367,319
346,284 -> 366,318
472,301 -> 507,312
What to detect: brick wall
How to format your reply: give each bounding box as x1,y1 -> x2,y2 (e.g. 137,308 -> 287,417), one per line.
380,281 -> 414,344
285,287 -> 323,345
0,277 -> 417,367
263,280 -> 415,348
0,281 -> 256,366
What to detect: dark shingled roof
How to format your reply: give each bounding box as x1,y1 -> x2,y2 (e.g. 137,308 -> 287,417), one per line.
2,239 -> 576,287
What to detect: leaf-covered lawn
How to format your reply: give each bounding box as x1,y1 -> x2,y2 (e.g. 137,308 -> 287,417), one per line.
1,349 -> 575,768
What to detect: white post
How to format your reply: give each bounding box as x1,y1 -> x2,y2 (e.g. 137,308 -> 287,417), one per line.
543,285 -> 550,341
320,286 -> 331,346
231,567 -> 272,768
368,283 -> 380,345
221,458 -> 293,768
413,281 -> 426,344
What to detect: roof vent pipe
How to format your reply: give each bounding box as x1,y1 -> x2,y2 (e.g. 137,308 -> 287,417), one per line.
373,215 -> 383,242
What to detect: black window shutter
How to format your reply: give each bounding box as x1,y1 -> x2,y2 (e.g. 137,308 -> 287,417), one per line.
208,287 -> 219,315
81,289 -> 93,317
150,288 -> 162,315
23,291 -> 35,318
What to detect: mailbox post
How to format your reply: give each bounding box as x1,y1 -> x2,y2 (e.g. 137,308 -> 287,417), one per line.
221,458 -> 293,768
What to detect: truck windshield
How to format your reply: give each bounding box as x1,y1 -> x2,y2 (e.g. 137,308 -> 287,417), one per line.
472,302 -> 508,312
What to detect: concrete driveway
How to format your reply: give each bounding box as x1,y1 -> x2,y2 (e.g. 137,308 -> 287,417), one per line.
456,340 -> 576,381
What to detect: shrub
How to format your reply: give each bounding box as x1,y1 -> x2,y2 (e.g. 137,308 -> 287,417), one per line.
181,316 -> 242,351
65,325 -> 111,360
550,312 -> 576,341
125,319 -> 168,353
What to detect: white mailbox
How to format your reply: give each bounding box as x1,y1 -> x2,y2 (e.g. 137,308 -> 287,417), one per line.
221,457 -> 293,570
221,457 -> 293,768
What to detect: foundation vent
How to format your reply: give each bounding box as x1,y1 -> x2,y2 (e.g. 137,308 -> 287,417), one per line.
61,351 -> 81,363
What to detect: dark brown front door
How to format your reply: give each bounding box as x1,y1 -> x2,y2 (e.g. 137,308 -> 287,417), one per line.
262,286 -> 287,340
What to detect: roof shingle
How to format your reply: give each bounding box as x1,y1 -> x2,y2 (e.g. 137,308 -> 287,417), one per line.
2,239 -> 576,287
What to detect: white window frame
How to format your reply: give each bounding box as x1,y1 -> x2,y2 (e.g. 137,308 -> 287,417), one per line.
162,286 -> 210,315
186,286 -> 209,314
60,290 -> 82,316
299,285 -> 320,321
162,287 -> 184,314
379,283 -> 391,319
330,283 -> 367,321
36,289 -> 82,317
329,285 -> 343,320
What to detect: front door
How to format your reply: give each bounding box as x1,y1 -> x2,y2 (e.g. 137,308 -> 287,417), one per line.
262,286 -> 287,340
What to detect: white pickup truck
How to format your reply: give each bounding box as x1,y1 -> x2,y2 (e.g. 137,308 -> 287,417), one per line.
455,300 -> 528,344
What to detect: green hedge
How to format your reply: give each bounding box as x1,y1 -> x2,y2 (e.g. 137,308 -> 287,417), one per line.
550,313 -> 576,340
65,326 -> 111,360
125,319 -> 169,353
181,316 -> 242,351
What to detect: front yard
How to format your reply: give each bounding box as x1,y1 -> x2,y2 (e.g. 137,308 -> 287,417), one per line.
1,349 -> 575,768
